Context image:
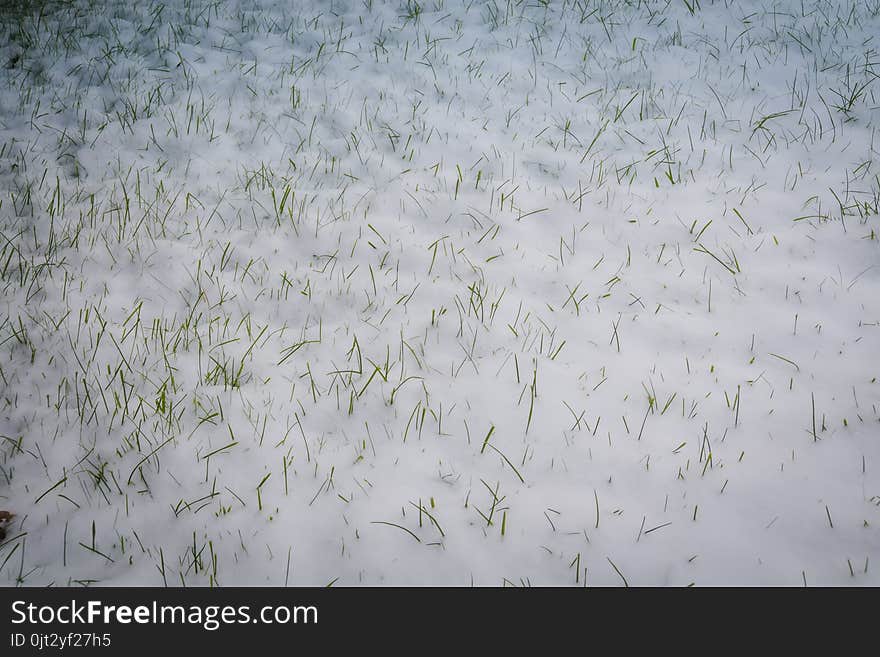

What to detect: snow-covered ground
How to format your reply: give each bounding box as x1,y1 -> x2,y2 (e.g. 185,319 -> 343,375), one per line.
1,0 -> 878,586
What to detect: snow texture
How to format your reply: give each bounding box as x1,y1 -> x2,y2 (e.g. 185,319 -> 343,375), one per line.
1,0 -> 879,586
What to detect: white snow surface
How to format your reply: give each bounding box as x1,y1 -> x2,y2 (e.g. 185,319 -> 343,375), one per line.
1,0 -> 879,586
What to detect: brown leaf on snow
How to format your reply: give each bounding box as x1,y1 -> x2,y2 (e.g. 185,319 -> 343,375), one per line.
0,510 -> 13,540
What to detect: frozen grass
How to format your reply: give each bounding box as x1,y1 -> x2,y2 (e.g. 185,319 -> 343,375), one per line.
0,0 -> 878,586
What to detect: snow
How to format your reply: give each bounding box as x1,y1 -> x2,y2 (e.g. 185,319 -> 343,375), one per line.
1,0 -> 878,586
